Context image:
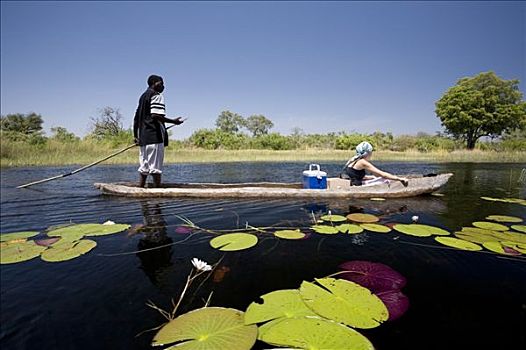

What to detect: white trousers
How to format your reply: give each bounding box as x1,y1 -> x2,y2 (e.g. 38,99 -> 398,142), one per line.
138,143 -> 164,175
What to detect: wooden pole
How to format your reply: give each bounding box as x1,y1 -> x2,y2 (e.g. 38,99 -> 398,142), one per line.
17,143 -> 137,188
17,124 -> 179,189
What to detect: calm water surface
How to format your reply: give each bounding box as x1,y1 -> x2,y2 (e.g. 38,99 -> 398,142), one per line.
1,162 -> 525,350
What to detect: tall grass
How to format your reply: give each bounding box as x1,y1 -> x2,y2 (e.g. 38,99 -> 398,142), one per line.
1,138 -> 525,168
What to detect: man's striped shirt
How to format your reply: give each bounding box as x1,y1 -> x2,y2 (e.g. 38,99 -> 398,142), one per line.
151,94 -> 166,116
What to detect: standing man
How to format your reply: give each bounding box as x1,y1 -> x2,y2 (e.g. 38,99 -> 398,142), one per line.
133,75 -> 185,188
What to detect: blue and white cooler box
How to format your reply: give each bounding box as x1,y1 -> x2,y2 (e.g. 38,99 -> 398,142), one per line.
302,164 -> 327,189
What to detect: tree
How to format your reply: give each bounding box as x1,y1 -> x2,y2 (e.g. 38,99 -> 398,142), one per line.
215,110 -> 245,134
90,107 -> 124,139
0,112 -> 44,135
244,114 -> 274,137
50,126 -> 79,142
435,71 -> 526,149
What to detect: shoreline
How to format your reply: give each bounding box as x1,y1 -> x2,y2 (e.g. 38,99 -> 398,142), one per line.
1,149 -> 525,168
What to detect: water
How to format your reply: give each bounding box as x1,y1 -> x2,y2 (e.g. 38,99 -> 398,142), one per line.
1,162 -> 525,350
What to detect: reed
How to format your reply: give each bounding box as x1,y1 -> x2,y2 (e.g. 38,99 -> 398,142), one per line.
1,139 -> 525,167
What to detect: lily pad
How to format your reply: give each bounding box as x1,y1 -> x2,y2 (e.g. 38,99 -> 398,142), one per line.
209,233 -> 258,251
360,224 -> 391,233
0,231 -> 39,242
273,229 -> 306,240
472,221 -> 509,232
258,317 -> 374,350
501,242 -> 526,254
0,241 -> 46,264
511,225 -> 526,233
175,226 -> 193,234
496,231 -> 526,245
482,241 -> 521,256
320,214 -> 347,222
338,260 -> 406,293
434,237 -> 482,251
244,289 -> 317,325
336,224 -> 363,234
485,215 -> 523,223
454,231 -> 501,244
48,223 -> 130,239
461,227 -> 500,235
346,213 -> 379,223
376,290 -> 410,321
299,277 -> 388,329
152,307 -> 257,350
311,225 -> 339,235
393,224 -> 450,237
41,239 -> 97,262
35,237 -> 61,247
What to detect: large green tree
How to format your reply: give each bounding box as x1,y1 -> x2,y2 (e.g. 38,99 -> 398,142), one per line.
0,112 -> 44,135
435,71 -> 526,149
245,114 -> 274,137
215,110 -> 245,134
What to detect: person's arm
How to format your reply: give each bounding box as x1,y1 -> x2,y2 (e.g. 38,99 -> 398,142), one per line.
360,160 -> 409,185
150,93 -> 185,125
133,107 -> 140,144
152,114 -> 185,125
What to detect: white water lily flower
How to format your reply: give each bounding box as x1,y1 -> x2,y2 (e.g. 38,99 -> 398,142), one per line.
191,258 -> 212,272
412,215 -> 419,223
102,220 -> 115,225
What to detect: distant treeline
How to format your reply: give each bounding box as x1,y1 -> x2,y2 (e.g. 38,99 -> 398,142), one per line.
1,109 -> 525,155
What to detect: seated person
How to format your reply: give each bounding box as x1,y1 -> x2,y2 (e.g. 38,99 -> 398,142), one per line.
342,141 -> 409,186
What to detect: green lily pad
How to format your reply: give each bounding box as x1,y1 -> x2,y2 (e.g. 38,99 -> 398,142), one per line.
320,214 -> 347,222
434,237 -> 482,251
346,213 -> 379,223
244,289 -> 317,325
0,231 -> 39,242
453,232 -> 501,244
336,224 -> 364,234
511,225 -> 526,233
210,233 -> 258,251
47,223 -> 130,241
472,221 -> 509,231
360,223 -> 392,233
0,241 -> 46,264
311,225 -> 339,235
393,224 -> 450,237
41,239 -> 97,262
461,227 -> 500,235
152,307 -> 257,350
258,317 -> 374,350
273,229 -> 306,240
299,277 -> 388,329
496,231 -> 526,245
485,215 -> 523,223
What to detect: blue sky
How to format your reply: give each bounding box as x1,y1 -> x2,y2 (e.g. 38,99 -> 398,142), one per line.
1,1 -> 524,139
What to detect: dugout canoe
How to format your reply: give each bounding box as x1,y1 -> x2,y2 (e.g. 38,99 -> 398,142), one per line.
94,173 -> 452,199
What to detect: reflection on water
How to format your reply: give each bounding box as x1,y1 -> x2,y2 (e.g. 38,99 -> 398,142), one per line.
0,162 -> 525,350
135,201 -> 173,287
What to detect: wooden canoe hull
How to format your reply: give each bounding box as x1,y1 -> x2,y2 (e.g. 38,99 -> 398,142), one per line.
94,173 -> 452,199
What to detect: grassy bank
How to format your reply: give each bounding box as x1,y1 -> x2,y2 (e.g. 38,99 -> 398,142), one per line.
1,139 -> 525,167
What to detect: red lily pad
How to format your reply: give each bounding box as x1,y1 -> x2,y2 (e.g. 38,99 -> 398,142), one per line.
175,226 -> 193,234
338,261 -> 406,293
34,237 -> 61,247
376,290 -> 410,321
